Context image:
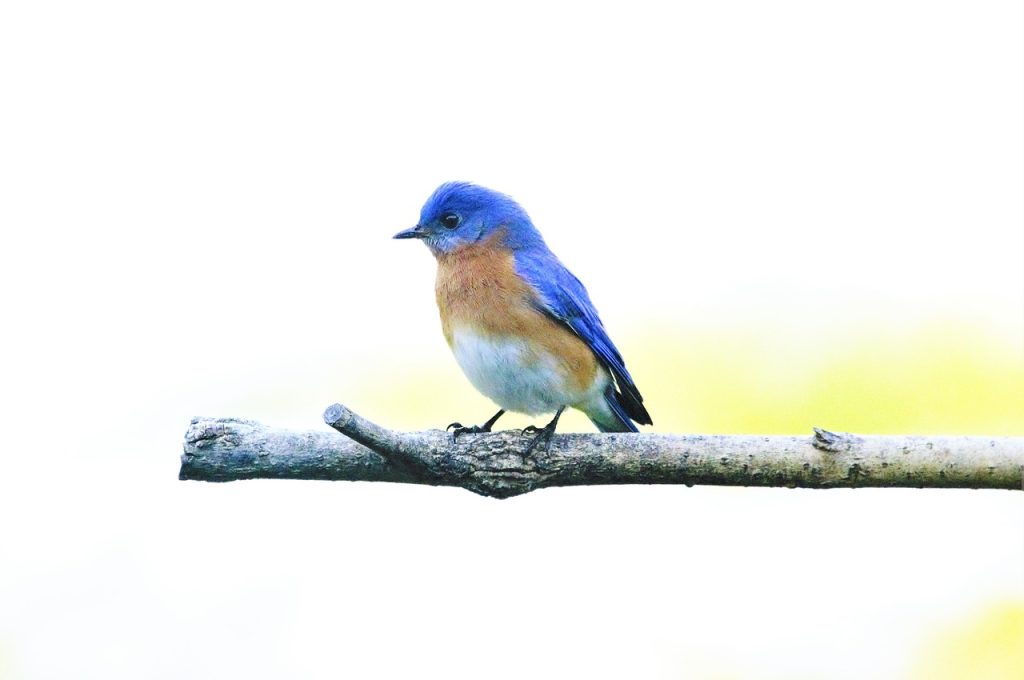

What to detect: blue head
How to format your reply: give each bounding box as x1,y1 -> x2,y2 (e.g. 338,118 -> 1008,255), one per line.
394,182 -> 544,255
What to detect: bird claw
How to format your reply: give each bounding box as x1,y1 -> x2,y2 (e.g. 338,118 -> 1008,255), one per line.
520,407 -> 565,457
448,422 -> 489,442
522,424 -> 556,456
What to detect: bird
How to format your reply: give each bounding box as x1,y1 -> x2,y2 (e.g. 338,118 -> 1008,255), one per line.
394,182 -> 652,453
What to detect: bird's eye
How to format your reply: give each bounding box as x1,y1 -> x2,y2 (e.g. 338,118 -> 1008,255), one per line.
440,212 -> 460,229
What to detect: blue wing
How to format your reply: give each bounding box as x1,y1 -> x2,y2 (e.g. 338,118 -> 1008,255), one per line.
513,248 -> 652,428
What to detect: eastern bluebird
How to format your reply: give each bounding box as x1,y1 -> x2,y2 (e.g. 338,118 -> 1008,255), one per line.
394,182 -> 652,452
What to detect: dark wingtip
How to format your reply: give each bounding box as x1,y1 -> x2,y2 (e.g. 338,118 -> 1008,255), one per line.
597,386 -> 647,432
618,386 -> 652,426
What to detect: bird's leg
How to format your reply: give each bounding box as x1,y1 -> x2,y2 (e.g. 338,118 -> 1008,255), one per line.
522,406 -> 566,456
447,409 -> 506,441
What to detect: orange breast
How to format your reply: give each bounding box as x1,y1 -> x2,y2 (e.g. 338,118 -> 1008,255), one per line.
434,232 -> 600,393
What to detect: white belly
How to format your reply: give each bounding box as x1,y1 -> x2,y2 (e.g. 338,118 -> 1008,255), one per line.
451,329 -> 606,415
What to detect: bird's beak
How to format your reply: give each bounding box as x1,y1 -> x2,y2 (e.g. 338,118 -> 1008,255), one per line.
393,225 -> 427,240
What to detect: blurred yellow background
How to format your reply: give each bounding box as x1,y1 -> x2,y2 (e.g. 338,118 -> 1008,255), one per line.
911,603 -> 1024,680
1,1 -> 1021,679
358,322 -> 1024,436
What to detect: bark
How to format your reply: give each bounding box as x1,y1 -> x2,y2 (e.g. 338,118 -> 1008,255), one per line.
178,404 -> 1024,499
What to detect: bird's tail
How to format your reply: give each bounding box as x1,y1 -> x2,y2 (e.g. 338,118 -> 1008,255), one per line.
585,385 -> 640,433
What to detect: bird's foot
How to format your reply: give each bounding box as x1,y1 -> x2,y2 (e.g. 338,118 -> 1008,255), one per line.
521,407 -> 566,457
447,409 -> 506,442
520,405 -> 569,454
447,422 -> 491,441
521,423 -> 557,456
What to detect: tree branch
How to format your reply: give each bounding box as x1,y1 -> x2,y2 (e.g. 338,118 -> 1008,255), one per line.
179,403 -> 1024,498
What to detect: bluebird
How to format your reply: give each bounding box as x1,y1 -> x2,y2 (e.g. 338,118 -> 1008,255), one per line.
394,182 -> 652,452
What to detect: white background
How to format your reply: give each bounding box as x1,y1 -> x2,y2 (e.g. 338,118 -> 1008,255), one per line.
1,2 -> 1021,678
